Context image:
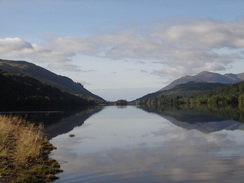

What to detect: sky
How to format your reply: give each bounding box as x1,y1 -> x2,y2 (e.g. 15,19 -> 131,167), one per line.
0,0 -> 244,101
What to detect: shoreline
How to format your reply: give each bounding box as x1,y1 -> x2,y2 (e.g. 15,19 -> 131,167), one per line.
0,115 -> 62,182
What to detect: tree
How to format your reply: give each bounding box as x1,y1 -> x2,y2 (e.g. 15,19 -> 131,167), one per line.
116,100 -> 128,106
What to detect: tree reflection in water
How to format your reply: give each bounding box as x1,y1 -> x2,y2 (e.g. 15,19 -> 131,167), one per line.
50,106 -> 244,183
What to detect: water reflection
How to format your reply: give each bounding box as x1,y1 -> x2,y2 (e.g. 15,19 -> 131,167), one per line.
140,107 -> 244,133
0,107 -> 103,139
50,106 -> 244,183
44,107 -> 103,138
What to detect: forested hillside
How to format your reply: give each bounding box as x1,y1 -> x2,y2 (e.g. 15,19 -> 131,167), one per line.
0,70 -> 97,110
0,59 -> 104,101
160,71 -> 244,91
135,82 -> 227,102
136,81 -> 244,109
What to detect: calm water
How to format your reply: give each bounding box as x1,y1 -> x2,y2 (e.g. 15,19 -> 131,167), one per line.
48,106 -> 244,183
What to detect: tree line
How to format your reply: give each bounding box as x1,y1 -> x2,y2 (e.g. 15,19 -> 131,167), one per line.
136,81 -> 244,110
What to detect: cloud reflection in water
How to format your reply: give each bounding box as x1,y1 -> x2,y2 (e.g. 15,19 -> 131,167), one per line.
51,106 -> 244,183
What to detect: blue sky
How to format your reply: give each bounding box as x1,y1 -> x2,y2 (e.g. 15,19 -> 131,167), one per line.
1,0 -> 244,101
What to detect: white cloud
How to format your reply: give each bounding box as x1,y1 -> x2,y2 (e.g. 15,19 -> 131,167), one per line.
0,37 -> 33,57
48,19 -> 244,78
1,19 -> 244,78
150,19 -> 244,48
0,37 -> 79,71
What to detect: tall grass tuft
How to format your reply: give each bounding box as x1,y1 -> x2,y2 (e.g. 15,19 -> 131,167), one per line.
0,115 -> 43,163
0,115 -> 62,182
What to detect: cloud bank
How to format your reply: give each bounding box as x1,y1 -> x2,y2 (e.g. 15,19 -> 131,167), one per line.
1,19 -> 243,78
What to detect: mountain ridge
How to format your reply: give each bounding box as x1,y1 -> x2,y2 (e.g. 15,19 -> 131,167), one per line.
0,59 -> 104,101
134,82 -> 228,102
0,70 -> 96,110
160,71 -> 244,91
134,71 -> 244,102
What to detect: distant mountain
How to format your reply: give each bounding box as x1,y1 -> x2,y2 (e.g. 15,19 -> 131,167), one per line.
0,59 -> 104,101
135,82 -> 227,102
134,71 -> 244,102
160,71 -> 244,91
135,79 -> 244,108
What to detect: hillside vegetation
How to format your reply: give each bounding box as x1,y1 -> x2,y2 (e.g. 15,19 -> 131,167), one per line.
160,71 -> 244,91
0,70 -> 97,110
136,81 -> 244,110
135,82 -> 227,102
0,59 -> 104,102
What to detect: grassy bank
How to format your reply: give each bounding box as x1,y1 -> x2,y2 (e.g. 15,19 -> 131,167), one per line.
0,115 -> 62,183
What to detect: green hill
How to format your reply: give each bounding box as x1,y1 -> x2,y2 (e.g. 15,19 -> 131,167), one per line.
0,70 -> 96,110
135,82 -> 227,102
0,59 -> 104,102
135,81 -> 244,108
160,71 -> 244,91
159,82 -> 227,96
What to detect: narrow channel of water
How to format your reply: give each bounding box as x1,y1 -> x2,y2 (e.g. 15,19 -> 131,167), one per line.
48,106 -> 244,183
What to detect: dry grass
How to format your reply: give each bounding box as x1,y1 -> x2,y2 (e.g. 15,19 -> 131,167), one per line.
0,115 -> 62,182
0,115 -> 43,163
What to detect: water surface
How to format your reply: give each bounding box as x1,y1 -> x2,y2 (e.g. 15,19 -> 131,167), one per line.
50,106 -> 244,183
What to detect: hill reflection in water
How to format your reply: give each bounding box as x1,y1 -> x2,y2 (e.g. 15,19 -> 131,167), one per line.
140,106 -> 244,133
50,106 -> 244,183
